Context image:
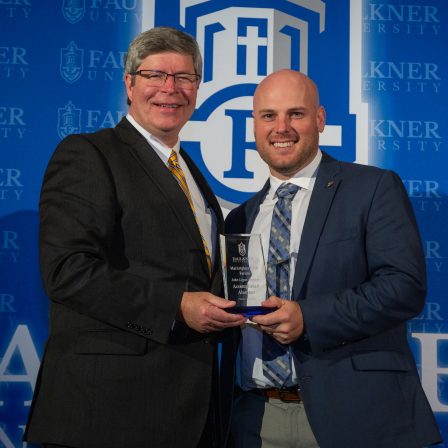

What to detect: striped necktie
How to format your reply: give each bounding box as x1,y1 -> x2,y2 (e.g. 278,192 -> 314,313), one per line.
262,182 -> 300,387
167,150 -> 212,275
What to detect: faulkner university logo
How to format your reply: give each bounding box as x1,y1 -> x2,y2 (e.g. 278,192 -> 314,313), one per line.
62,0 -> 85,24
60,41 -> 84,83
238,242 -> 246,257
58,101 -> 82,139
149,0 -> 366,206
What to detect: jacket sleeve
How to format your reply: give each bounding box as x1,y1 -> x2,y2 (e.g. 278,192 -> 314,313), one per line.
298,169 -> 426,355
39,134 -> 187,344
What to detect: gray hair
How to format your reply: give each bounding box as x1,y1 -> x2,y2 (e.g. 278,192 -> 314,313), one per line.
124,26 -> 202,77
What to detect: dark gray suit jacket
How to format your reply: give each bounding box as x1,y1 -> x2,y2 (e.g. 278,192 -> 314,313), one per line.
24,117 -> 224,448
221,152 -> 442,448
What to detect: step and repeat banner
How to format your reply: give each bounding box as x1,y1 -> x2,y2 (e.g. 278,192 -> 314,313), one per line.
1,0 -> 446,446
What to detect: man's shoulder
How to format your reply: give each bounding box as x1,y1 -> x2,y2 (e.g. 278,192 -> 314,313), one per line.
322,153 -> 396,183
342,161 -> 401,186
49,121 -> 133,169
322,152 -> 384,174
321,156 -> 405,202
340,160 -> 385,174
56,119 -> 138,160
59,117 -> 129,146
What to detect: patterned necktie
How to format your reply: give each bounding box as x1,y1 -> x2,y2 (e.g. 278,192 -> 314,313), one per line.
167,150 -> 212,274
262,182 -> 300,387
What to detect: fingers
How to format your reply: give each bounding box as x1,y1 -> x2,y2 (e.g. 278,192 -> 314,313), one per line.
203,295 -> 246,325
180,292 -> 245,333
207,295 -> 239,309
261,325 -> 296,345
251,300 -> 282,326
260,296 -> 283,308
257,320 -> 291,344
251,299 -> 304,343
269,330 -> 295,345
208,306 -> 246,326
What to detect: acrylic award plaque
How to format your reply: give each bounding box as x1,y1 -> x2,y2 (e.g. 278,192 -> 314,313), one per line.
219,234 -> 272,317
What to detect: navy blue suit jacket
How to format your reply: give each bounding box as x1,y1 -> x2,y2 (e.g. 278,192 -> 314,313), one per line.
221,152 -> 441,448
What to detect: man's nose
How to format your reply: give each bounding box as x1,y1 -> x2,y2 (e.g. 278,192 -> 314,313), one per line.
275,116 -> 290,133
162,74 -> 178,92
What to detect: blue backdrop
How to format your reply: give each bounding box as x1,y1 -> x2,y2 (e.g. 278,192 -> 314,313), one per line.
0,1 -> 446,446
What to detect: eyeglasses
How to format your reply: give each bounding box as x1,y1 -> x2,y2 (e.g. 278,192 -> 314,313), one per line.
130,70 -> 200,89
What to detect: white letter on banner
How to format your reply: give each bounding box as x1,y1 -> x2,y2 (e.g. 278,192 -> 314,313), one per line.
412,332 -> 448,412
0,324 -> 40,406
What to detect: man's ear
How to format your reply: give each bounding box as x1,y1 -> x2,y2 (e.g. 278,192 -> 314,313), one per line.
317,106 -> 326,133
124,74 -> 134,103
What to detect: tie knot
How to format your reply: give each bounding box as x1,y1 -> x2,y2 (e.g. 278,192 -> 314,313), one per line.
275,182 -> 300,200
168,150 -> 179,167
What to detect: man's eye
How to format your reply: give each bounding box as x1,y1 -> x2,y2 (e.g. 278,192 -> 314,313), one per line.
147,74 -> 164,81
175,75 -> 195,85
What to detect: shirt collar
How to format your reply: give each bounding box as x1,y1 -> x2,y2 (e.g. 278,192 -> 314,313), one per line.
126,113 -> 180,160
268,149 -> 322,197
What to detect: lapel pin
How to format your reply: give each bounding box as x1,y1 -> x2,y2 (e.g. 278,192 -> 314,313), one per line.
327,180 -> 334,188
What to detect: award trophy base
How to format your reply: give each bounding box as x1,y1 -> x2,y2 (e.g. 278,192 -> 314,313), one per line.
227,306 -> 275,317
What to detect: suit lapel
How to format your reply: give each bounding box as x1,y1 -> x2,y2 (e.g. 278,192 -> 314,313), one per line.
292,153 -> 341,299
245,180 -> 271,232
180,148 -> 223,226
115,118 -> 208,273
180,147 -> 225,277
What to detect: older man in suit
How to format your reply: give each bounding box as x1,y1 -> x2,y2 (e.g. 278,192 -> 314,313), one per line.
220,69 -> 441,448
24,27 -> 245,448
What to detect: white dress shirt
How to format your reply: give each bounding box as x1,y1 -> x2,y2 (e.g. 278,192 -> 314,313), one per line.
237,150 -> 322,390
126,114 -> 215,264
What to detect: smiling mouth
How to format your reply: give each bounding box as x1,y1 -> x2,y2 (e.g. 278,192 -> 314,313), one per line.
272,141 -> 295,148
154,103 -> 181,109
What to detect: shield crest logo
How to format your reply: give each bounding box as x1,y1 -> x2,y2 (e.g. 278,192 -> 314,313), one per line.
151,0 -> 366,207
238,242 -> 246,257
60,41 -> 84,84
57,101 -> 82,139
62,0 -> 85,24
